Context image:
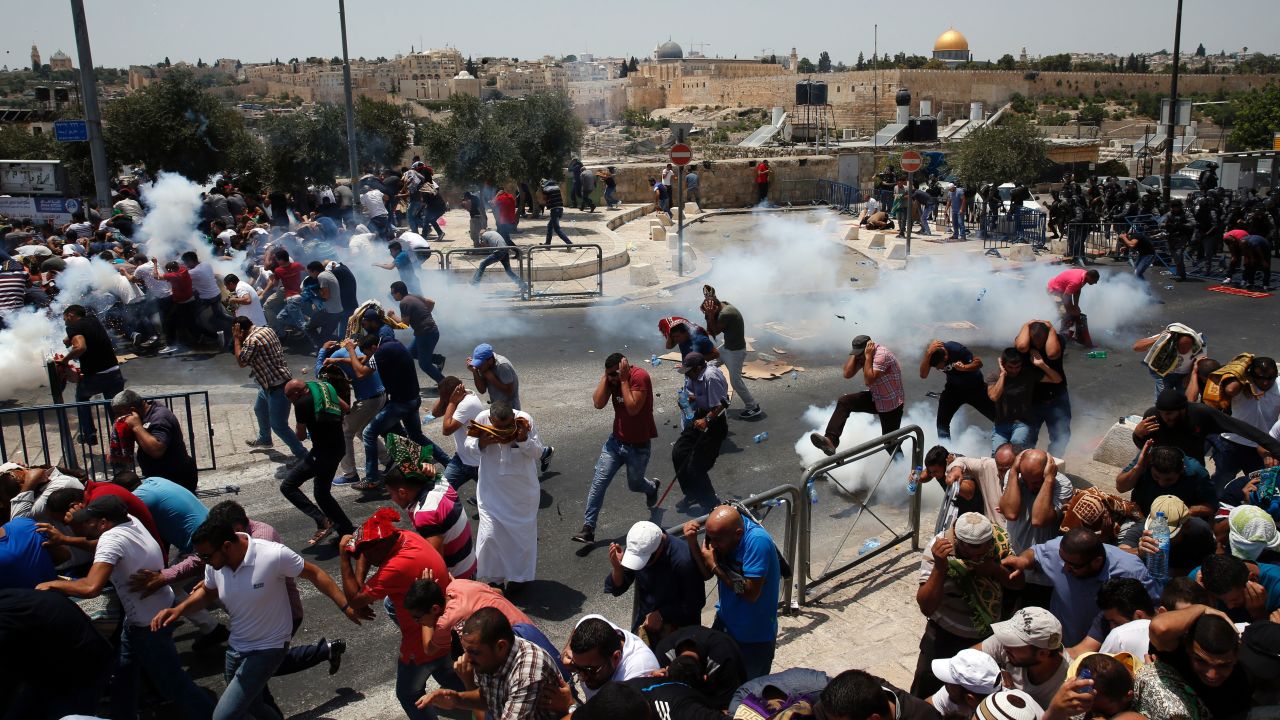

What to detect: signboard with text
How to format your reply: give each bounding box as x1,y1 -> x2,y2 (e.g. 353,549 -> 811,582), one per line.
0,160 -> 66,195
53,120 -> 89,142
0,196 -> 80,225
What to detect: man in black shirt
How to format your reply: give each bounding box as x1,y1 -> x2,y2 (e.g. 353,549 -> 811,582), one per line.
58,304 -> 125,444
0,587 -> 114,718
280,379 -> 354,545
986,348 -> 1062,455
627,655 -> 723,720
1144,604 -> 1252,720
654,626 -> 748,709
604,521 -> 706,641
1132,388 -> 1280,469
110,389 -> 199,491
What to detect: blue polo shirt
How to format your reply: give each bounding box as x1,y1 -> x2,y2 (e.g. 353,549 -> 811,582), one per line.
132,477 -> 209,555
321,347 -> 385,400
715,516 -> 781,644
0,518 -> 57,590
1033,536 -> 1160,646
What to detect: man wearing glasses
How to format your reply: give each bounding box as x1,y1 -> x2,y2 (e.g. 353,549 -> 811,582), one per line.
151,516 -> 361,719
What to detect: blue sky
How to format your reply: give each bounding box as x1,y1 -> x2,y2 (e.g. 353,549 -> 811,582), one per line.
2,0 -> 1273,70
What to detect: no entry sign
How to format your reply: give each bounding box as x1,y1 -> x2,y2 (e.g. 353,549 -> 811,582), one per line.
670,143 -> 693,166
899,150 -> 923,174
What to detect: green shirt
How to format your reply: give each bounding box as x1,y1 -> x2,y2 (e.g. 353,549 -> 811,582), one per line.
718,303 -> 746,351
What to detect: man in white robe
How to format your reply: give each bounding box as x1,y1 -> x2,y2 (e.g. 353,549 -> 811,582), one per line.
464,401 -> 542,591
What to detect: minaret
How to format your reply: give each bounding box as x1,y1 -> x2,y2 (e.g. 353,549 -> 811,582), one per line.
30,44 -> 41,69
789,47 -> 799,74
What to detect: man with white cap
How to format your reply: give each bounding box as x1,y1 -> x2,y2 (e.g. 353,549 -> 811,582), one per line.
1225,504 -> 1280,563
976,689 -> 1043,720
605,520 -> 706,645
928,648 -> 1002,718
977,607 -> 1070,710
913,512 -> 1021,698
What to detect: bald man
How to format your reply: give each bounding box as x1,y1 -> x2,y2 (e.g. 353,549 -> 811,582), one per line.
998,449 -> 1075,607
281,378 -> 354,545
683,506 -> 781,680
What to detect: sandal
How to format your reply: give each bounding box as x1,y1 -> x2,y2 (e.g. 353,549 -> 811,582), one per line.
307,521 -> 335,546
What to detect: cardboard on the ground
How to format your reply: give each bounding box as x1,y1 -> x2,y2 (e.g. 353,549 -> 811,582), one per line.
742,359 -> 803,380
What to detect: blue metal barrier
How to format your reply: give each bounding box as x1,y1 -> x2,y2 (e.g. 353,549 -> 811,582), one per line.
981,208 -> 1047,254
814,180 -> 863,215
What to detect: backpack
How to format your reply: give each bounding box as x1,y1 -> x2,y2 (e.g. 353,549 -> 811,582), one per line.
316,352 -> 353,406
1202,352 -> 1254,412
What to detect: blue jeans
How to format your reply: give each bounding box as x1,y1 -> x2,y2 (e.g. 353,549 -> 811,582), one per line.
114,624 -> 215,720
992,421 -> 1033,453
75,368 -> 125,440
1212,439 -> 1266,491
216,646 -> 288,720
712,615 -> 775,681
396,656 -> 465,720
514,623 -> 574,685
1133,254 -> 1156,279
604,185 -> 617,207
443,455 -> 479,490
583,436 -> 654,529
1027,393 -> 1072,458
545,207 -> 572,244
363,396 -> 450,483
409,329 -> 446,384
307,311 -> 345,348
473,249 -> 526,289
951,209 -> 967,238
254,385 -> 308,458
919,206 -> 932,235
276,295 -> 307,332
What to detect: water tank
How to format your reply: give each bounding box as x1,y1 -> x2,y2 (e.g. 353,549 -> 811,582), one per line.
809,81 -> 828,106
903,118 -> 917,142
915,117 -> 938,142
34,86 -> 51,102
795,81 -> 811,106
896,87 -> 911,125
919,99 -> 933,117
53,88 -> 69,103
772,107 -> 785,126
970,101 -> 984,122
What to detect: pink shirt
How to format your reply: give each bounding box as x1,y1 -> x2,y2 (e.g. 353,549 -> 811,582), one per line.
868,345 -> 905,413
1047,268 -> 1088,296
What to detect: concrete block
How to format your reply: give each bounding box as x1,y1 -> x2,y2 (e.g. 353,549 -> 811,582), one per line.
843,226 -> 861,243
629,262 -> 660,287
867,232 -> 886,249
1093,416 -> 1144,467
1048,239 -> 1068,255
656,212 -> 674,227
1005,244 -> 1036,262
885,239 -> 908,260
684,202 -> 699,215
650,223 -> 667,241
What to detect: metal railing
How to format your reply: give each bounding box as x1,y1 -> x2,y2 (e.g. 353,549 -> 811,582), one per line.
814,180 -> 863,215
980,208 -> 1048,254
442,246 -> 528,297
795,425 -> 924,605
523,243 -> 604,300
0,390 -> 217,480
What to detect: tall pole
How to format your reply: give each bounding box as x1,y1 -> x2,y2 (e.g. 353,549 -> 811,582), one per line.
1161,0 -> 1183,206
338,0 -> 359,181
69,0 -> 110,211
677,167 -> 685,276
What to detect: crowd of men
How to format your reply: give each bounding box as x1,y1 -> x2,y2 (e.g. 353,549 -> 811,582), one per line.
2,164 -> 1280,720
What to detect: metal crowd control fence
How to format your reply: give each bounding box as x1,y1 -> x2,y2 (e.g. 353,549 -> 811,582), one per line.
656,482 -> 804,615
980,208 -> 1048,254
523,244 -> 604,301
0,390 -> 217,480
795,425 -> 924,604
442,246 -> 528,298
814,180 -> 863,215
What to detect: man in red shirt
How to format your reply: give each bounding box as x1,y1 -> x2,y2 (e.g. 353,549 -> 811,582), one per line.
260,249 -> 307,335
572,353 -> 659,544
337,508 -> 452,720
755,160 -> 772,206
492,186 -> 518,246
1046,267 -> 1099,340
158,259 -> 199,349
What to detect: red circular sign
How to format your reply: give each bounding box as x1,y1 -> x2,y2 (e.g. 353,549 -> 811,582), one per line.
670,143 -> 693,166
899,150 -> 924,173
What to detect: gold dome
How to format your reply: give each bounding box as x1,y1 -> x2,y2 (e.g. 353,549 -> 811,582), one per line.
933,28 -> 969,52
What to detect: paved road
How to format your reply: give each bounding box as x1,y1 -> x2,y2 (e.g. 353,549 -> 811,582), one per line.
20,218 -> 1280,718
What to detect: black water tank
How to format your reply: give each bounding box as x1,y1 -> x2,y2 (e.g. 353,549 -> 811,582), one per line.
915,117 -> 938,142
34,86 -> 50,102
809,81 -> 828,105
895,86 -> 911,107
795,81 -> 810,105
903,118 -> 918,142
53,88 -> 69,103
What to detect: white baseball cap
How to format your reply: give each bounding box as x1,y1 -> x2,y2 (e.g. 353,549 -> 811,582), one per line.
620,521 -> 665,571
932,649 -> 1001,695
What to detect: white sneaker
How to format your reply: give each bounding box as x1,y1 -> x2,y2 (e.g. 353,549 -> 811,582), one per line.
158,345 -> 180,355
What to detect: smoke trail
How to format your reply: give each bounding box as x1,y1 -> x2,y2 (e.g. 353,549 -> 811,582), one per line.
137,172 -> 208,263
0,310 -> 65,400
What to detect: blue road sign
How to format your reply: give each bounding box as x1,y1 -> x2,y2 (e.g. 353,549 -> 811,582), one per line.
53,119 -> 89,142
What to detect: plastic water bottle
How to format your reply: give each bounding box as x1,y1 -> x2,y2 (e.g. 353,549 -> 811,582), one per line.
807,479 -> 818,505
650,354 -> 660,367
224,484 -> 241,494
1147,511 -> 1171,585
753,432 -> 769,444
1077,668 -> 1095,694
907,466 -> 922,495
1086,350 -> 1108,359
677,388 -> 695,421
790,369 -> 798,380
976,288 -> 987,302
423,412 -> 437,424
859,538 -> 882,555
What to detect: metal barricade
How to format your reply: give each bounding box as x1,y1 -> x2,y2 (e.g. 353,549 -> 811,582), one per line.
443,246 -> 527,298
523,243 -> 604,300
795,425 -> 924,605
773,179 -> 824,207
815,180 -> 864,215
981,208 -> 1047,254
0,390 -> 217,480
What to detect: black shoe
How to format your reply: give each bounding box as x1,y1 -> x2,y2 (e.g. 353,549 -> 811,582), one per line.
571,525 -> 595,544
645,481 -> 660,508
327,638 -> 346,675
809,432 -> 836,456
433,354 -> 446,371
540,446 -> 554,474
192,624 -> 230,652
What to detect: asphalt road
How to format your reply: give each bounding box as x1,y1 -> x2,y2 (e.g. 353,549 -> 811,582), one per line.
22,217 -> 1280,718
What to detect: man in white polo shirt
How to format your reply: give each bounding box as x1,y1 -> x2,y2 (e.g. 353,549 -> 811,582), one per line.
38,495 -> 214,720
152,515 -> 362,719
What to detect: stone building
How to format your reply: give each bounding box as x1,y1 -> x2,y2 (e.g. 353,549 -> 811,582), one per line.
49,50 -> 74,71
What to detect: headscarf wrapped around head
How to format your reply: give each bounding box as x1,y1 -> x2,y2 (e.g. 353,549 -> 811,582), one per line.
355,507 -> 403,550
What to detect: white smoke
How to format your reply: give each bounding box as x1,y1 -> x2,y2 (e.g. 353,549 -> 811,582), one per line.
137,172 -> 207,263
0,309 -> 65,400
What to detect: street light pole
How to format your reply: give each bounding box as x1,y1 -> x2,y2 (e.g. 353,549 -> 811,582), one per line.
69,0 -> 111,211
1161,0 -> 1183,206
338,0 -> 359,182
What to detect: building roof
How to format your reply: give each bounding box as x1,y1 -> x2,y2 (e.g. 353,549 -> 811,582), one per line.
933,28 -> 969,53
51,49 -> 70,60
655,41 -> 684,60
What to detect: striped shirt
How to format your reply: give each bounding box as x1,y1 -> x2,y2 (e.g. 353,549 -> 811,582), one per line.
407,480 -> 477,580
474,637 -> 562,720
867,345 -> 905,413
240,325 -> 291,390
0,270 -> 26,310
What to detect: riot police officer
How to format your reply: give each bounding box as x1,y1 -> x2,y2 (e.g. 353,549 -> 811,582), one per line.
1161,198 -> 1194,281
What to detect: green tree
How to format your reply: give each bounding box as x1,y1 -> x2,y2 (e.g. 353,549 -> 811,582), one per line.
628,57 -> 639,72
563,54 -> 577,63
1227,84 -> 1280,150
947,115 -> 1050,186
496,92 -> 584,186
1036,53 -> 1073,72
259,104 -> 348,187
856,52 -> 865,71
996,54 -> 1016,70
465,56 -> 478,76
817,51 -> 832,73
102,69 -> 257,182
0,126 -> 58,160
355,97 -> 412,168
1195,43 -> 1206,57
619,60 -> 628,77
1077,102 -> 1106,124
419,94 -> 515,185
797,57 -> 816,73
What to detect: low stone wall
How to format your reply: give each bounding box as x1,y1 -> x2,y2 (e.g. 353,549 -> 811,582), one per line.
605,156 -> 840,209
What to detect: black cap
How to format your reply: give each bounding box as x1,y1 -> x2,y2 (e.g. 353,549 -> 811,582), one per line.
682,352 -> 705,371
71,495 -> 129,525
1240,621 -> 1280,682
850,335 -> 871,354
1155,388 -> 1189,412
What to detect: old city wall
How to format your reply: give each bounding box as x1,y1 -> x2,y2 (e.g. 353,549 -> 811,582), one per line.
606,156 -> 839,209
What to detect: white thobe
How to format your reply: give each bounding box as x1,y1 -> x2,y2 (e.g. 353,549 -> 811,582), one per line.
464,410 -> 543,583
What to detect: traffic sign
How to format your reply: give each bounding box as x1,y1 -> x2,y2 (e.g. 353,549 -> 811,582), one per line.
53,119 -> 89,142
669,143 -> 693,166
899,150 -> 923,174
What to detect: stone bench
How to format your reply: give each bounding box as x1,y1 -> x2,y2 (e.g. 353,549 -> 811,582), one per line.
629,262 -> 659,287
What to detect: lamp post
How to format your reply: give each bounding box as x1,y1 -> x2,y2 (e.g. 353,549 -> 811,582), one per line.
69,0 -> 111,210
1161,0 -> 1184,206
338,0 -> 359,181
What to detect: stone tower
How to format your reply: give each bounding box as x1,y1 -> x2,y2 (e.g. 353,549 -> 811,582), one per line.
789,47 -> 799,74
30,44 -> 40,69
